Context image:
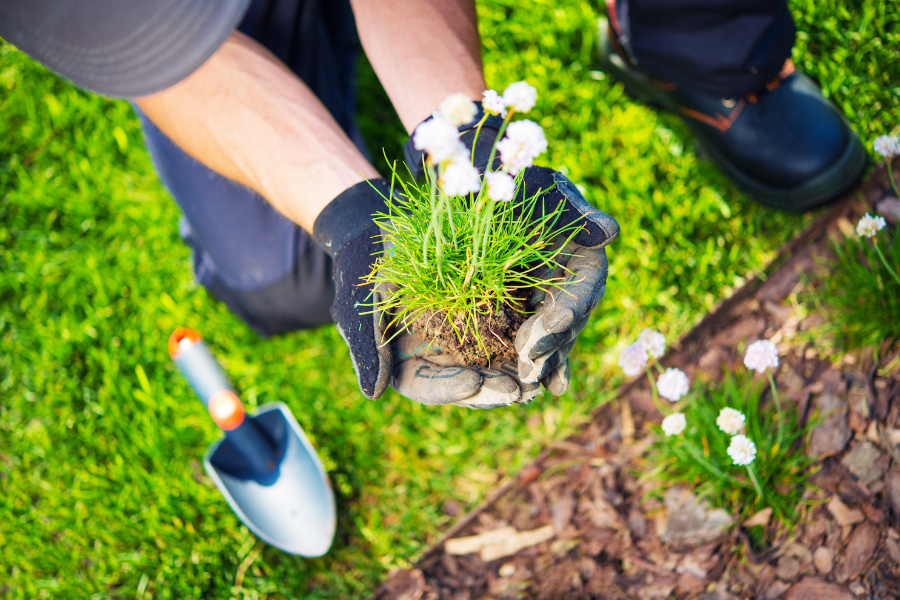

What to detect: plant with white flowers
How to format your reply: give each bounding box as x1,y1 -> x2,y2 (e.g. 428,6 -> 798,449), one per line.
874,134 -> 900,197
369,83 -> 580,365
854,212 -> 900,290
639,323 -> 816,535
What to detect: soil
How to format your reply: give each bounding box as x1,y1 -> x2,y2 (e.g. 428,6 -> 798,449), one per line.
369,158 -> 900,600
410,301 -> 530,367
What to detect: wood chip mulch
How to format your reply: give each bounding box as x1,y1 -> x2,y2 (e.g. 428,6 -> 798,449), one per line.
369,158 -> 900,600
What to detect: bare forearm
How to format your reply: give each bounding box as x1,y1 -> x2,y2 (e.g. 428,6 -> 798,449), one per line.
135,31 -> 379,232
351,0 -> 486,132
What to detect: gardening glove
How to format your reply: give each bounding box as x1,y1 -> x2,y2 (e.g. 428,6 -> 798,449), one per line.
404,111 -> 620,395
391,331 -> 542,409
313,179 -> 523,407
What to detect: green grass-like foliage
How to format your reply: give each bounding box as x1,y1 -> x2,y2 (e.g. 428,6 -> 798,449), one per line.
816,222 -> 900,350
370,162 -> 578,349
646,371 -> 816,533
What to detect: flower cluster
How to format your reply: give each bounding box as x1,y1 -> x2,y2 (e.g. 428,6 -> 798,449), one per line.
637,328 -> 666,359
496,120 -> 548,176
618,342 -> 649,376
657,368 -> 690,402
857,213 -> 886,238
412,82 -> 547,198
716,407 -> 745,435
743,340 -> 779,373
662,413 -> 686,437
874,134 -> 900,158
727,435 -> 757,466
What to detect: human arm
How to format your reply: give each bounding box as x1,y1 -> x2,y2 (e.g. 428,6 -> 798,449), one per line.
134,30 -> 379,233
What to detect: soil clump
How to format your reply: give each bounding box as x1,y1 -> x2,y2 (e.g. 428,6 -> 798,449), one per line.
409,301 -> 529,367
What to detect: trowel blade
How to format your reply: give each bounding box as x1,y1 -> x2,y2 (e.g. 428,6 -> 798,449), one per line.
203,402 -> 336,557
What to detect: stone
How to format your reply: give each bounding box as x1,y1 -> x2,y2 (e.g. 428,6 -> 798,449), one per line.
835,522 -> 879,584
840,441 -> 888,485
661,488 -> 733,548
776,556 -> 802,581
813,547 -> 834,574
809,392 -> 851,458
785,577 -> 855,600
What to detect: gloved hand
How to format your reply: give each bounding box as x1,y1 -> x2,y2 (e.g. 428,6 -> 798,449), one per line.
510,167 -> 618,393
391,330 -> 541,409
403,108 -> 620,397
313,179 -> 536,408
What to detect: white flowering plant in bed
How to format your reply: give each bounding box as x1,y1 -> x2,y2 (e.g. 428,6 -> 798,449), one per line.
621,329 -> 818,542
366,83 -> 580,365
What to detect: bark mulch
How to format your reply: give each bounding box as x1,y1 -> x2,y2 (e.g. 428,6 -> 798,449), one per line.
369,157 -> 900,600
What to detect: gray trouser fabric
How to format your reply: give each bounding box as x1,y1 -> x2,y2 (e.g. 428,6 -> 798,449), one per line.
138,0 -> 363,335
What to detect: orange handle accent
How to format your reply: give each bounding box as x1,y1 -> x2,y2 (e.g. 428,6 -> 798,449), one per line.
168,328 -> 202,360
208,390 -> 245,431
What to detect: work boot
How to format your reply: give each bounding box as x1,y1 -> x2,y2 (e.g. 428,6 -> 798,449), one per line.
597,22 -> 866,212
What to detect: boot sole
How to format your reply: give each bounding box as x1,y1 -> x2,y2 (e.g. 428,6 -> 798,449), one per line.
597,32 -> 868,213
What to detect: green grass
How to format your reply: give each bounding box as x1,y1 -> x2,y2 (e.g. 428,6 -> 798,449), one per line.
1,1 -> 898,598
812,221 -> 900,350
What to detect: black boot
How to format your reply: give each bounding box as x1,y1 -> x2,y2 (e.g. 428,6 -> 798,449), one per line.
597,23 -> 866,212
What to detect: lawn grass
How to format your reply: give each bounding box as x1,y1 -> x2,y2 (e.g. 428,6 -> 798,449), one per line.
1,1 -> 898,598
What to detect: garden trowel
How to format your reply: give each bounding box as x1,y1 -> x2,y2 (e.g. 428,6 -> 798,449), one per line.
168,328 -> 336,556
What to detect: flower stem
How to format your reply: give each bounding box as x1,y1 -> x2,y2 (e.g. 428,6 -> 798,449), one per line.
678,440 -> 739,484
873,239 -> 900,289
422,165 -> 438,269
470,114 -> 488,163
888,161 -> 900,199
646,367 -> 667,415
766,370 -> 784,451
746,464 -> 765,500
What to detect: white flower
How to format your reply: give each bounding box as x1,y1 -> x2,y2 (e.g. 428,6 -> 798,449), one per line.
503,81 -> 537,113
412,115 -> 464,164
439,93 -> 478,127
873,135 -> 900,158
496,120 -> 548,175
716,407 -> 746,435
439,151 -> 481,197
486,171 -> 515,202
618,342 -> 649,377
637,328 -> 666,359
743,340 -> 779,374
657,368 -> 690,402
857,213 -> 887,238
661,413 -> 686,437
727,434 -> 757,466
482,90 -> 508,118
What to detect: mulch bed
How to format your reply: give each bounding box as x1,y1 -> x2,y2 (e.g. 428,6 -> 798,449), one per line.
370,157 -> 900,600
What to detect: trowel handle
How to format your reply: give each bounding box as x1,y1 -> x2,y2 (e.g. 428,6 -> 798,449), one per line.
168,328 -> 277,474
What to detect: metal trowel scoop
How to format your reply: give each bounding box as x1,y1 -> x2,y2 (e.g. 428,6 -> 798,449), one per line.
168,328 -> 336,556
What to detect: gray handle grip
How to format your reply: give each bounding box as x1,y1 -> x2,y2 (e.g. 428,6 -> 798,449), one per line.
172,336 -> 277,474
